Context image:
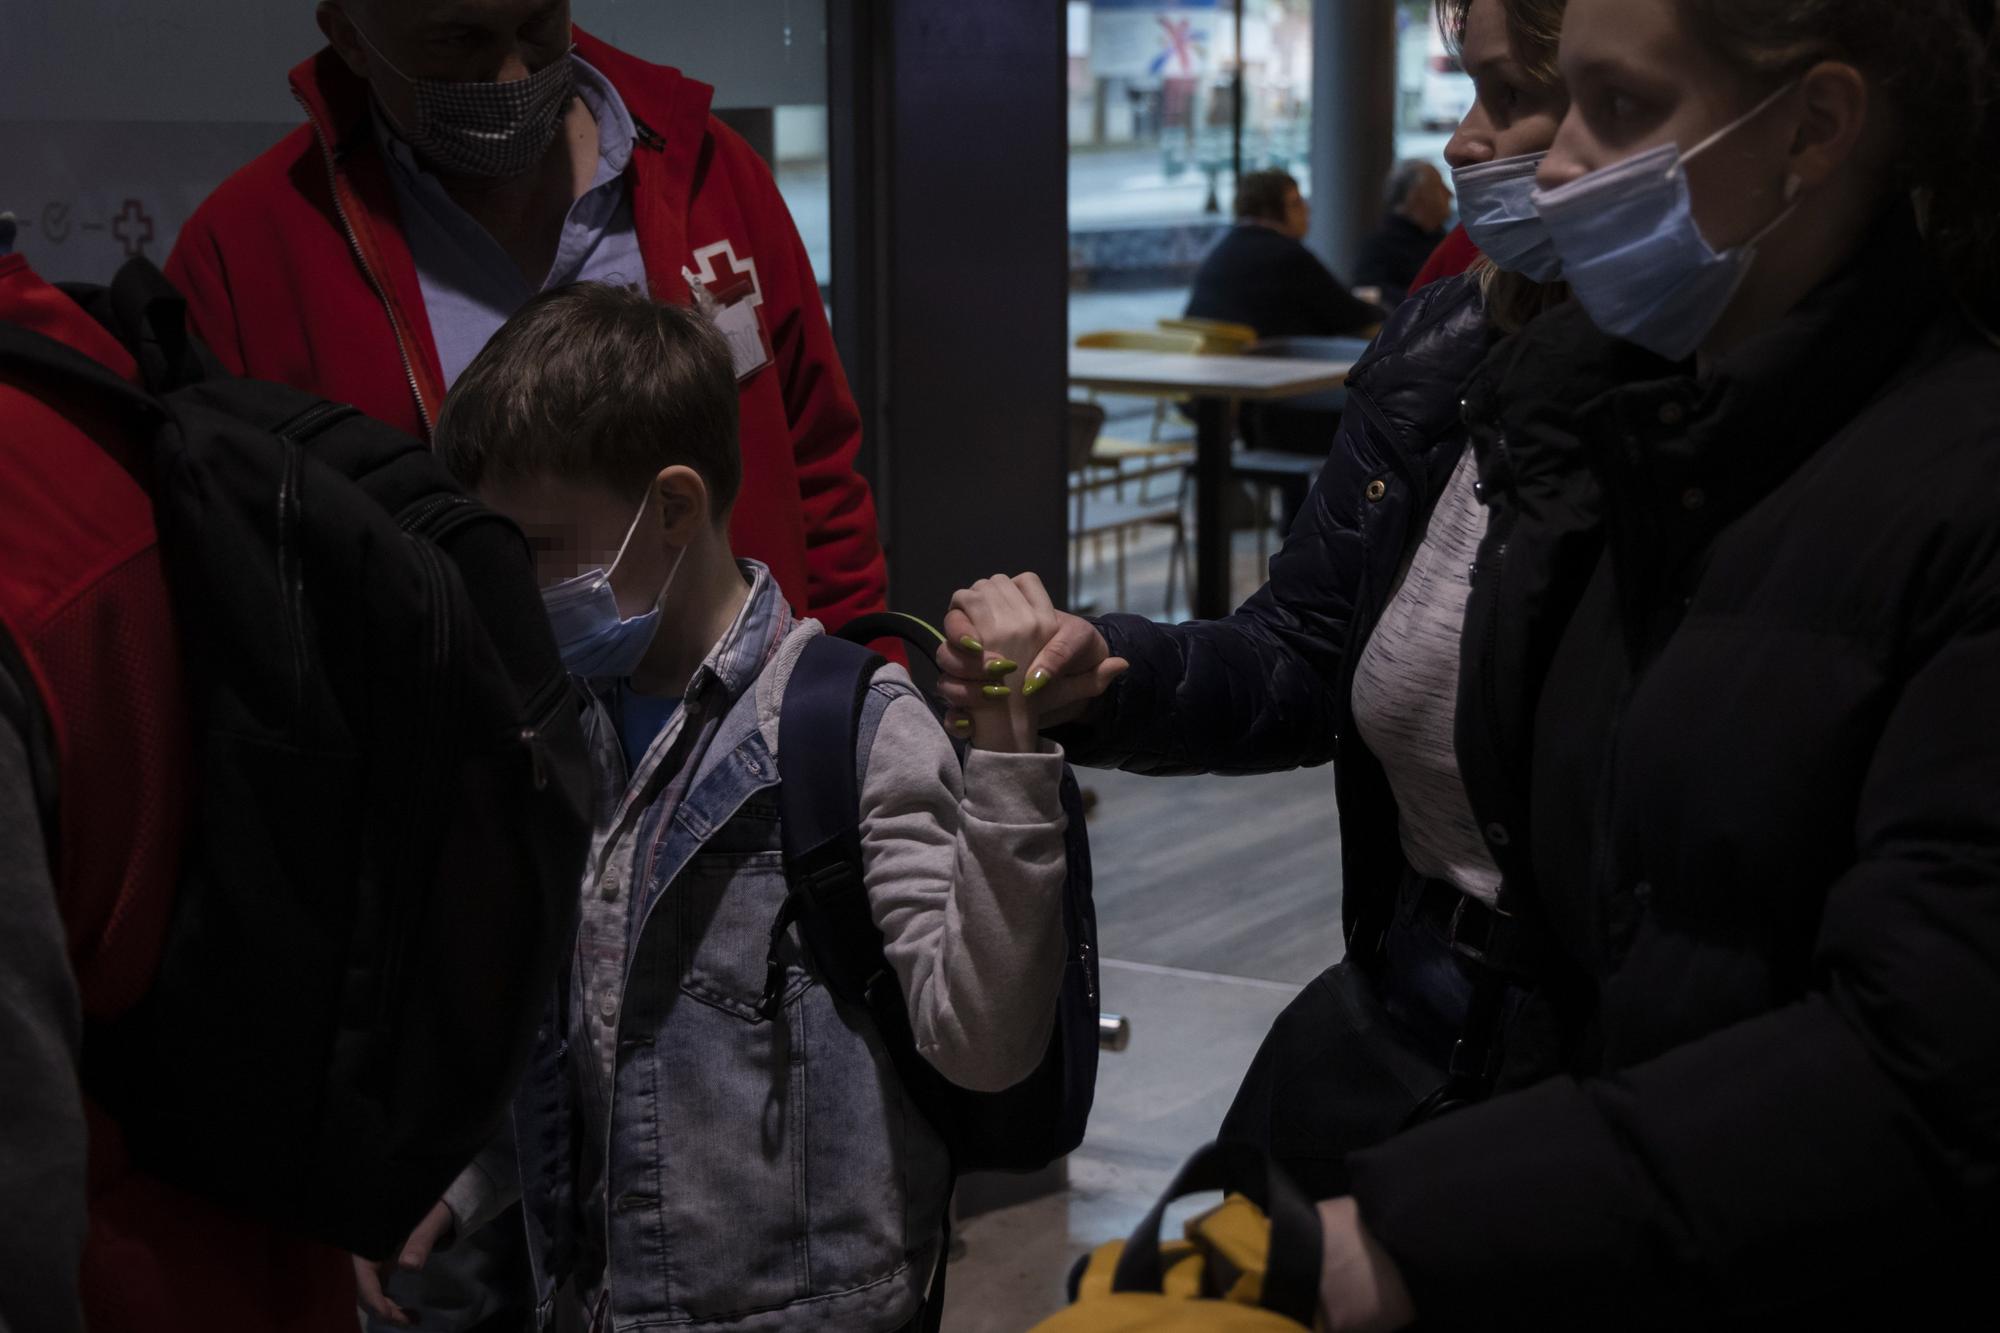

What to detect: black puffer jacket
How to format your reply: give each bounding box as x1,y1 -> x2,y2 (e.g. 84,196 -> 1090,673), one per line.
1060,272 -> 1494,950
1348,209 -> 2000,1328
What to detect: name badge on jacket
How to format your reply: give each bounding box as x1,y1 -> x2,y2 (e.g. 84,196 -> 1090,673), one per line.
683,264 -> 774,383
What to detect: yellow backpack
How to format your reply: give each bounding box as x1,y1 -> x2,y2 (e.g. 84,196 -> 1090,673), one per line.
1031,1142 -> 1321,1331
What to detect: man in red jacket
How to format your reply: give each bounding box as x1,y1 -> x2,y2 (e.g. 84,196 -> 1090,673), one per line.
0,254 -> 355,1333
166,0 -> 887,636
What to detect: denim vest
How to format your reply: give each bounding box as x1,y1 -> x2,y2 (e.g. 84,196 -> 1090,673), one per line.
512,613 -> 951,1333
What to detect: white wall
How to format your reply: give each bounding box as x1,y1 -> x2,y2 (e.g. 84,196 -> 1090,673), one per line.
0,0 -> 827,283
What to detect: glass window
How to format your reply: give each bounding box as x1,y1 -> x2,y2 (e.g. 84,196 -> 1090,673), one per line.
1067,2 -> 1314,338
577,0 -> 831,305
0,0 -> 831,299
1394,2 -> 1459,176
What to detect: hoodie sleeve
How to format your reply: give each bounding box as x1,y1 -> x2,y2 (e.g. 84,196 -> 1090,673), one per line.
856,679 -> 1069,1093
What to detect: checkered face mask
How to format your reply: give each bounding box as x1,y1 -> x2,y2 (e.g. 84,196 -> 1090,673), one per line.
356,22 -> 577,179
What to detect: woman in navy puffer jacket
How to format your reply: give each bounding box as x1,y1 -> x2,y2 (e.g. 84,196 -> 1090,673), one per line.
937,0 -> 1577,1199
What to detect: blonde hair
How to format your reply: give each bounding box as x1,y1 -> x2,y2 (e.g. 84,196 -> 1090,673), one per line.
1444,0 -> 1576,331
1442,0 -> 1570,85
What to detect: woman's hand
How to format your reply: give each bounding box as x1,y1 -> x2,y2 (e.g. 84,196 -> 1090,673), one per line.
1315,1198 -> 1416,1333
935,574 -> 1127,751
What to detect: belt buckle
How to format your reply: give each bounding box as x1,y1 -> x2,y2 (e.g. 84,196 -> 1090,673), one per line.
1446,893 -> 1502,966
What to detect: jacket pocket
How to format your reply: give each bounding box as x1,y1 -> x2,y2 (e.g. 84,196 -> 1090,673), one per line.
677,847 -> 813,1021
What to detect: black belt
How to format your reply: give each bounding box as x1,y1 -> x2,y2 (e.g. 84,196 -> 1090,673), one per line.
1406,875 -> 1546,982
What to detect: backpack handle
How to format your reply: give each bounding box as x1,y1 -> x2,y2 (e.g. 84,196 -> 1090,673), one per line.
1110,1140 -> 1324,1325
836,610 -> 948,660
56,258 -> 217,394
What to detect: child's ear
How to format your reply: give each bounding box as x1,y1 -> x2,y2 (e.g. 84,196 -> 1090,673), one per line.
653,466 -> 712,546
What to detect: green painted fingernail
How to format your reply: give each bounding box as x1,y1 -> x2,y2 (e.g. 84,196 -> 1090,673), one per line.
981,684 -> 1013,699
951,717 -> 972,733
960,635 -> 985,653
1023,669 -> 1050,696
987,657 -> 1019,677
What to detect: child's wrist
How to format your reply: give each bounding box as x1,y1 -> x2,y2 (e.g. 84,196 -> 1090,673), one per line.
967,701 -> 1040,753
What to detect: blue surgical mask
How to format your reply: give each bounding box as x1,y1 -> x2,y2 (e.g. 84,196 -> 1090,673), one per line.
540,497 -> 685,680
1530,84 -> 1803,361
1453,151 -> 1564,282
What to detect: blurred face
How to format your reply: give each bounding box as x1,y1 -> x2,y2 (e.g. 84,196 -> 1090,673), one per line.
1282,185 -> 1311,240
1537,0 -> 1803,254
1404,164 -> 1456,231
321,0 -> 573,126
1444,0 -> 1570,169
482,475 -> 674,619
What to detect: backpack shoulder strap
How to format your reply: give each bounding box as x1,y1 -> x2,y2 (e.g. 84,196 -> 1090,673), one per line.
0,322 -> 163,495
777,632 -> 884,866
0,619 -> 59,855
0,322 -> 163,421
763,633 -> 891,1017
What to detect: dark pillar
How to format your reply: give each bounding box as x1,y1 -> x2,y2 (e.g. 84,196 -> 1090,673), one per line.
828,0 -> 1070,621
1308,0 -> 1399,278
826,0 -> 1071,1219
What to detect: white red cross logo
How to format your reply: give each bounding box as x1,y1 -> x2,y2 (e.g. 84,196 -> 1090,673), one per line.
689,238 -> 762,309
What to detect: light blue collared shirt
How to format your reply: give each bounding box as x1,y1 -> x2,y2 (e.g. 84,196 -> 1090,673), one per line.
377,55 -> 651,388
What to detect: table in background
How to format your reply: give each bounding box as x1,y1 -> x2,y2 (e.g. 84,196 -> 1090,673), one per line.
1068,347 -> 1355,620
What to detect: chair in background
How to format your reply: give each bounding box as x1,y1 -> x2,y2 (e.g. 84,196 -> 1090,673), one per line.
1074,328 -> 1206,501
1158,316 -> 1258,354
1066,400 -> 1188,617
1231,334 -> 1374,559
1151,317 -> 1257,445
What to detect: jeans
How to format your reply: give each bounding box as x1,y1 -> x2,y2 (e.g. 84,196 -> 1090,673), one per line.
1217,877 -> 1500,1198
1379,889 -> 1481,1067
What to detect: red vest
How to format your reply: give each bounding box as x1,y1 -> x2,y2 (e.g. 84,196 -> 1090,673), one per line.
0,253 -> 353,1333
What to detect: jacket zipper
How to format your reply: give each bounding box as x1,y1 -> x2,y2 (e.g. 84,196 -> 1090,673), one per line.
517,673 -> 570,792
294,90 -> 436,439
274,399 -> 360,442
396,492 -> 473,539
376,537 -> 458,1029
276,440 -> 308,725
270,399 -> 362,730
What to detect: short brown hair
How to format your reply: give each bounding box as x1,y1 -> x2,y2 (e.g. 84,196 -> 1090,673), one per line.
437,283 -> 743,516
1234,169 -> 1299,224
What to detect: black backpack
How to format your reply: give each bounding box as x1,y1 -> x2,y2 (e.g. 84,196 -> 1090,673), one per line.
764,613 -> 1101,1175
0,259 -> 593,1260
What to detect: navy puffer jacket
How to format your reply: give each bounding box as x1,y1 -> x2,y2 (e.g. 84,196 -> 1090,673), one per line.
1057,272 -> 1495,950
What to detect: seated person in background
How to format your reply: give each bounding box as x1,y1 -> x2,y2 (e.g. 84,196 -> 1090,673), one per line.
1185,169 -> 1386,339
1354,160 -> 1456,309
380,282 -> 1080,1333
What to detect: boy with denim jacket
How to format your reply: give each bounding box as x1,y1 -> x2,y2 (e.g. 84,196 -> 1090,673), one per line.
398,283 -> 1073,1333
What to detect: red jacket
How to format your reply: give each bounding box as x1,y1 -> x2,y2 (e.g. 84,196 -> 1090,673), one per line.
165,30 -> 887,633
0,254 -> 354,1333
1408,223 -> 1484,297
